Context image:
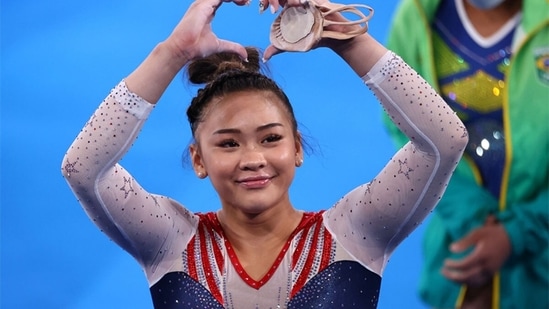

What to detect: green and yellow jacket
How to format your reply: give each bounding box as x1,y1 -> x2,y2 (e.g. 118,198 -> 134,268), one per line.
384,0 -> 549,307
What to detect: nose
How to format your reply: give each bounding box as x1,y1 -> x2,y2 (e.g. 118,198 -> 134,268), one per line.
239,147 -> 266,170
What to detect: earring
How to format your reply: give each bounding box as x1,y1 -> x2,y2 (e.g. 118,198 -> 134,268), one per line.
296,158 -> 304,167
197,172 -> 205,178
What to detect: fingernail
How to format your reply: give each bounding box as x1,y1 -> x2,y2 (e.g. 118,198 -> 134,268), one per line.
270,5 -> 277,14
259,1 -> 265,13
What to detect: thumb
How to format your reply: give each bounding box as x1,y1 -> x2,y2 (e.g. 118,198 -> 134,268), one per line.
217,39 -> 248,61
450,229 -> 480,253
262,44 -> 284,62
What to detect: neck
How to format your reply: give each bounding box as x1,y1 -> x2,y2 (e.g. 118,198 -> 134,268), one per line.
463,0 -> 522,37
217,205 -> 303,248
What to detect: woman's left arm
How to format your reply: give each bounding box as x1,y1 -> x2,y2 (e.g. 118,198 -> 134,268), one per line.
324,34 -> 468,275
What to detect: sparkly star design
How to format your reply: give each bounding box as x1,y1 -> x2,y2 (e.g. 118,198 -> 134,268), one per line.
398,158 -> 414,179
120,176 -> 134,198
64,159 -> 79,176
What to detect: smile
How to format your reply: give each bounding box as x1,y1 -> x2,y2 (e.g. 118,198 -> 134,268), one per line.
237,176 -> 272,189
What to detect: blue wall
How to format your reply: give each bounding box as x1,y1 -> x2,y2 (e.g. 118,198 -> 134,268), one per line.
1,0 -> 429,307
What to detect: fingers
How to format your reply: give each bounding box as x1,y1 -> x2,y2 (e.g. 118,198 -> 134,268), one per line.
450,229 -> 480,253
442,223 -> 510,288
442,262 -> 492,287
442,238 -> 493,287
232,0 -> 252,6
284,0 -> 308,6
199,0 -> 247,15
442,254 -> 492,287
259,0 -> 280,14
258,0 -> 308,14
445,241 -> 485,270
262,44 -> 283,61
187,0 -> 223,22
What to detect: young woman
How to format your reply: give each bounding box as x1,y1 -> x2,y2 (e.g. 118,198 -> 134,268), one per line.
61,0 -> 468,307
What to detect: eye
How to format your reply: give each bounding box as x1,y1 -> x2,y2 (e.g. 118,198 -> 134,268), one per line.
217,139 -> 239,148
262,134 -> 283,144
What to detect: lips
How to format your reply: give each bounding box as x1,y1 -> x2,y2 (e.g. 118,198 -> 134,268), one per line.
237,176 -> 273,189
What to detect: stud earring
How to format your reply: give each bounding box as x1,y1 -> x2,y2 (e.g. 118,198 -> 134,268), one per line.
296,158 -> 304,167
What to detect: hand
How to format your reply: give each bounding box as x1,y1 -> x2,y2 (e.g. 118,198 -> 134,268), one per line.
261,0 -> 369,61
442,216 -> 511,287
260,0 -> 306,61
258,0 -> 303,14
163,0 -> 249,63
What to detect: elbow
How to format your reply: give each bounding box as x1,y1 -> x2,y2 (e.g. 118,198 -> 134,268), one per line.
61,150 -> 80,183
442,123 -> 469,163
455,123 -> 469,155
61,153 -> 71,181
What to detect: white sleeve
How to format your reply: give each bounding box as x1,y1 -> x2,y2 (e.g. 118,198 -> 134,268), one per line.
61,81 -> 198,281
324,51 -> 468,275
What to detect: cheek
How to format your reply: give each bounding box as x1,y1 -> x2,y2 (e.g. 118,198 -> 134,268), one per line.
204,159 -> 235,194
206,156 -> 235,176
269,147 -> 297,168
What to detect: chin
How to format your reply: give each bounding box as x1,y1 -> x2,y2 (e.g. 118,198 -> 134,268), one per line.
242,204 -> 271,215
234,199 -> 280,217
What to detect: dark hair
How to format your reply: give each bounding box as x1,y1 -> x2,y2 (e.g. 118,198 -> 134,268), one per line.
185,47 -> 298,139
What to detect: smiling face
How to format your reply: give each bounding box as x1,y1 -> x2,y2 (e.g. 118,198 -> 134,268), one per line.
190,90 -> 303,217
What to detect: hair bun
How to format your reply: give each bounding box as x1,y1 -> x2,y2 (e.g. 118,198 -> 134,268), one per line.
187,47 -> 262,85
216,61 -> 246,76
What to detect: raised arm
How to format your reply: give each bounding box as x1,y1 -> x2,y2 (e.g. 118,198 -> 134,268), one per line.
259,0 -> 467,275
324,34 -> 468,274
60,0 -> 249,281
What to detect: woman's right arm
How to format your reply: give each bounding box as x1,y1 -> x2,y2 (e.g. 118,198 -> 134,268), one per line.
61,0 -> 249,268
61,80 -> 199,270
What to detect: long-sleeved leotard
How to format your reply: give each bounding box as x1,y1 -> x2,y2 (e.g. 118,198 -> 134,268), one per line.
62,51 -> 467,308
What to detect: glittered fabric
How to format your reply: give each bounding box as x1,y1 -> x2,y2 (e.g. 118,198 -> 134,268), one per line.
288,261 -> 381,308
182,212 -> 335,307
151,213 -> 380,308
62,50 -> 467,308
151,261 -> 381,309
150,272 -> 224,309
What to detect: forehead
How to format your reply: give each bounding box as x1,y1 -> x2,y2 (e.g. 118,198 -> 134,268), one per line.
201,90 -> 292,129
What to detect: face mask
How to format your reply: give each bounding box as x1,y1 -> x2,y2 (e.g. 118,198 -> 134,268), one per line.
466,0 -> 505,9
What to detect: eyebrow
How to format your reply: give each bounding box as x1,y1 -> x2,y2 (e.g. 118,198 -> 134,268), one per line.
213,123 -> 284,135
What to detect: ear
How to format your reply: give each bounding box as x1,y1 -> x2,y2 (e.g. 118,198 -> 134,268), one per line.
295,131 -> 304,167
190,144 -> 207,179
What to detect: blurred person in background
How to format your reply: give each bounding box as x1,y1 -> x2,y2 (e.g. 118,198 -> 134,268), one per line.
383,0 -> 548,308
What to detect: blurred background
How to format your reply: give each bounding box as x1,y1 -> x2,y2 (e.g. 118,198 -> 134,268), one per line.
1,0 -> 430,307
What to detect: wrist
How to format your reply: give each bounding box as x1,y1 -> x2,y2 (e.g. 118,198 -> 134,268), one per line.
329,33 -> 388,77
125,42 -> 189,104
155,41 -> 191,70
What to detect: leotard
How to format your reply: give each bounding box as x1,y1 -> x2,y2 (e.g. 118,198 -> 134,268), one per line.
62,51 -> 467,308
